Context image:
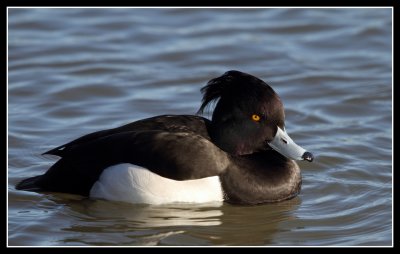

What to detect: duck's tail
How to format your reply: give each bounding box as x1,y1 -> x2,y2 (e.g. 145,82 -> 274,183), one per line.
15,175 -> 43,192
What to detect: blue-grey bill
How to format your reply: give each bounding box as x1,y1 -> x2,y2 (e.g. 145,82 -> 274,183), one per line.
268,127 -> 313,162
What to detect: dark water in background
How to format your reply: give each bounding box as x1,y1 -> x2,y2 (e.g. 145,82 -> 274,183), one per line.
7,8 -> 392,246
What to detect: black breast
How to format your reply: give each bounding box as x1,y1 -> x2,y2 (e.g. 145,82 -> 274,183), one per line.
220,151 -> 302,205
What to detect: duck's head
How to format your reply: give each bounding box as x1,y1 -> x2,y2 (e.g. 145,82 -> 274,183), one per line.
198,70 -> 313,162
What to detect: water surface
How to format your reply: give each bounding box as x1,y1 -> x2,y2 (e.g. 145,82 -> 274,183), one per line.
8,8 -> 392,246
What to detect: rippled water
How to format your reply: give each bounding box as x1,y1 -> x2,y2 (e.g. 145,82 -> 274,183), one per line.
8,8 -> 392,246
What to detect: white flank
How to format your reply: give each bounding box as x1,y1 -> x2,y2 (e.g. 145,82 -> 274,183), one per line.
90,163 -> 224,204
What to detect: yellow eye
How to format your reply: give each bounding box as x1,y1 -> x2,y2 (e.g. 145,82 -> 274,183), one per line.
252,114 -> 261,122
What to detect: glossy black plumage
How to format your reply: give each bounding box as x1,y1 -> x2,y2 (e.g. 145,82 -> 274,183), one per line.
17,115 -> 229,196
16,70 -> 310,204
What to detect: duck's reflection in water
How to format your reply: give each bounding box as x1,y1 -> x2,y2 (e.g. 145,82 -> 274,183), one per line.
47,193 -> 300,245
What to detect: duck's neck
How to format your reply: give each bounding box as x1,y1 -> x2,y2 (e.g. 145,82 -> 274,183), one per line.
220,151 -> 302,205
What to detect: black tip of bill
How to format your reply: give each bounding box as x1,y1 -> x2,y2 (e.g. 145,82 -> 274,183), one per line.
302,151 -> 314,162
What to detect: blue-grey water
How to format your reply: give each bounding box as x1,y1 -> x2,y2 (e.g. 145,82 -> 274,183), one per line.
8,8 -> 392,246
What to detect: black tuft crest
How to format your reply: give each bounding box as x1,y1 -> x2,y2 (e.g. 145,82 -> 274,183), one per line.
197,71 -> 230,114
197,70 -> 270,115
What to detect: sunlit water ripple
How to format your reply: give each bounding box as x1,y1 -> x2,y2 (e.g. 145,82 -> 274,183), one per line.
8,8 -> 392,246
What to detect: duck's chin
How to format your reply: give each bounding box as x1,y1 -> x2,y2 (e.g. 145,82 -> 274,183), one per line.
233,143 -> 275,156
233,145 -> 257,156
